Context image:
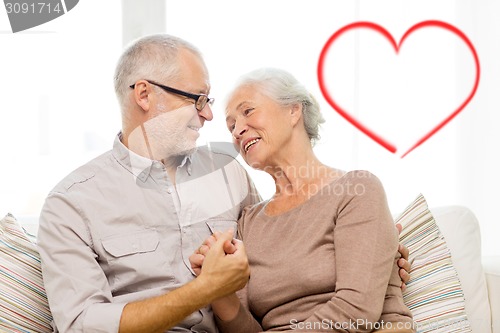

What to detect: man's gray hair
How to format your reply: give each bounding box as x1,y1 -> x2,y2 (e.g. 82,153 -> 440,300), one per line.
114,34 -> 203,108
229,67 -> 325,145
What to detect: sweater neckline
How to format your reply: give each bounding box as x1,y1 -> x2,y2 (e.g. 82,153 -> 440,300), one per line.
261,171 -> 349,218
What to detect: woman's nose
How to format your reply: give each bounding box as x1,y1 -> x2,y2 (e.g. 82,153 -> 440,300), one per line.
233,121 -> 248,139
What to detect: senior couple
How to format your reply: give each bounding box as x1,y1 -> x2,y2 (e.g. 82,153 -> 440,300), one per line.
38,34 -> 415,332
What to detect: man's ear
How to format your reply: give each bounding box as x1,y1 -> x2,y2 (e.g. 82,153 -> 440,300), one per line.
290,103 -> 303,127
132,80 -> 152,113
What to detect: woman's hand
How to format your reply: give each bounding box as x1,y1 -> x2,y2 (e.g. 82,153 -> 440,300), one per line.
396,223 -> 412,291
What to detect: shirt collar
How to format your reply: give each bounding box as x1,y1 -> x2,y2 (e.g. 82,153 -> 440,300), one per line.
112,132 -> 194,181
179,154 -> 193,175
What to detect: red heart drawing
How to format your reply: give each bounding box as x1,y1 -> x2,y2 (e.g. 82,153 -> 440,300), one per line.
317,20 -> 480,157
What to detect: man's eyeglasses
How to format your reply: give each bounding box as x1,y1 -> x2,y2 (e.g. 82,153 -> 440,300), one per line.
130,80 -> 214,112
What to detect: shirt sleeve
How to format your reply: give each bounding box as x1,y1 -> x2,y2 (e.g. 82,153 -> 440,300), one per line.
38,191 -> 125,333
303,171 -> 400,332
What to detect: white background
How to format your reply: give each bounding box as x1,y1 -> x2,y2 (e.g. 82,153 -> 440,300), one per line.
0,0 -> 498,255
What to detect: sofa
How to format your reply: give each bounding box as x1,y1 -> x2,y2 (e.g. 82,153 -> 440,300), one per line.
427,204 -> 499,333
1,194 -> 499,332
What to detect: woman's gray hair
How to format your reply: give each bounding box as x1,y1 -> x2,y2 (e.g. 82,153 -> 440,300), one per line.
229,67 -> 325,145
114,34 -> 203,108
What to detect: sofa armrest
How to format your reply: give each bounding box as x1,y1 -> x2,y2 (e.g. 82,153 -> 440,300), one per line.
483,256 -> 500,333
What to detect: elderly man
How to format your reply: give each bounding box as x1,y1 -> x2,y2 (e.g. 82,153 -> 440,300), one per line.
38,34 -> 259,333
38,34 -> 410,333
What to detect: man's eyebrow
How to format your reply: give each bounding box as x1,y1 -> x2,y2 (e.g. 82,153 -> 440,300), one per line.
186,83 -> 210,94
201,85 -> 211,94
197,88 -> 210,95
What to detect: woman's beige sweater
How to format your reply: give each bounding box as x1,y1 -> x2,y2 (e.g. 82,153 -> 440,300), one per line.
216,171 -> 414,332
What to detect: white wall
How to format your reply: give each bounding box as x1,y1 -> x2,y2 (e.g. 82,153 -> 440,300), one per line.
163,0 -> 500,255
0,0 -> 498,256
0,1 -> 122,216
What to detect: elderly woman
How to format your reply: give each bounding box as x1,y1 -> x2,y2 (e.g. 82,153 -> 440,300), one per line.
192,68 -> 415,333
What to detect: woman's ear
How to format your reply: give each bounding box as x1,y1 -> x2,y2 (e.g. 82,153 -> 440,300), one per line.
290,103 -> 303,127
132,80 -> 152,113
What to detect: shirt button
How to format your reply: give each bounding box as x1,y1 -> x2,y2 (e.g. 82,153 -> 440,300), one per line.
167,188 -> 172,194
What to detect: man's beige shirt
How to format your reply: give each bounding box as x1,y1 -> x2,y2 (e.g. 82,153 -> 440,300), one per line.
38,135 -> 260,332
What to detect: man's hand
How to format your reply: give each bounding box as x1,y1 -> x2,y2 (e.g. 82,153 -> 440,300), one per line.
119,229 -> 246,333
189,230 -> 246,321
192,229 -> 249,298
396,223 -> 411,291
190,230 -> 237,276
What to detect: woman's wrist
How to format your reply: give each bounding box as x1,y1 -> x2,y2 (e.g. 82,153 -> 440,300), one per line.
211,293 -> 241,321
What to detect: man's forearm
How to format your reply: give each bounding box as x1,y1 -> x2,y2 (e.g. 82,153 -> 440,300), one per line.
118,277 -> 215,333
119,230 -> 249,333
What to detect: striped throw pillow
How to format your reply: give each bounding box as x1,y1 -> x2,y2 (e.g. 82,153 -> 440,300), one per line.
396,194 -> 472,333
0,213 -> 53,332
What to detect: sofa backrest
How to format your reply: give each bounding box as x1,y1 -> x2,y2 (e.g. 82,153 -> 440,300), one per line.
431,205 -> 492,333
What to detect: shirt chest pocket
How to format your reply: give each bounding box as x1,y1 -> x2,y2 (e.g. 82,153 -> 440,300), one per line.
205,220 -> 238,237
102,230 -> 160,257
101,229 -> 176,288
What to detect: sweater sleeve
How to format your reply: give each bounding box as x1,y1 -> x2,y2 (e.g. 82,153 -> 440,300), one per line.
303,171 -> 400,332
214,292 -> 263,333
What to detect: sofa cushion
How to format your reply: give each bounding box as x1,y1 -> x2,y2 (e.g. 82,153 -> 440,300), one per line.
0,213 -> 53,332
430,206 -> 492,333
396,194 -> 473,332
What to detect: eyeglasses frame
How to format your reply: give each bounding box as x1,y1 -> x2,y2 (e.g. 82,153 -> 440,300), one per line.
129,80 -> 214,112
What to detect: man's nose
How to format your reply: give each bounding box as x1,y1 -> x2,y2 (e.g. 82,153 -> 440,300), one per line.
198,103 -> 213,121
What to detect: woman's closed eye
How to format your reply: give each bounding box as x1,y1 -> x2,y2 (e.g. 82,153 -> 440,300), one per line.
227,108 -> 254,132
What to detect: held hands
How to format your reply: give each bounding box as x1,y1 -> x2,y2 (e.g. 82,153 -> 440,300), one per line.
396,223 -> 411,291
190,229 -> 249,298
190,225 -> 411,293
